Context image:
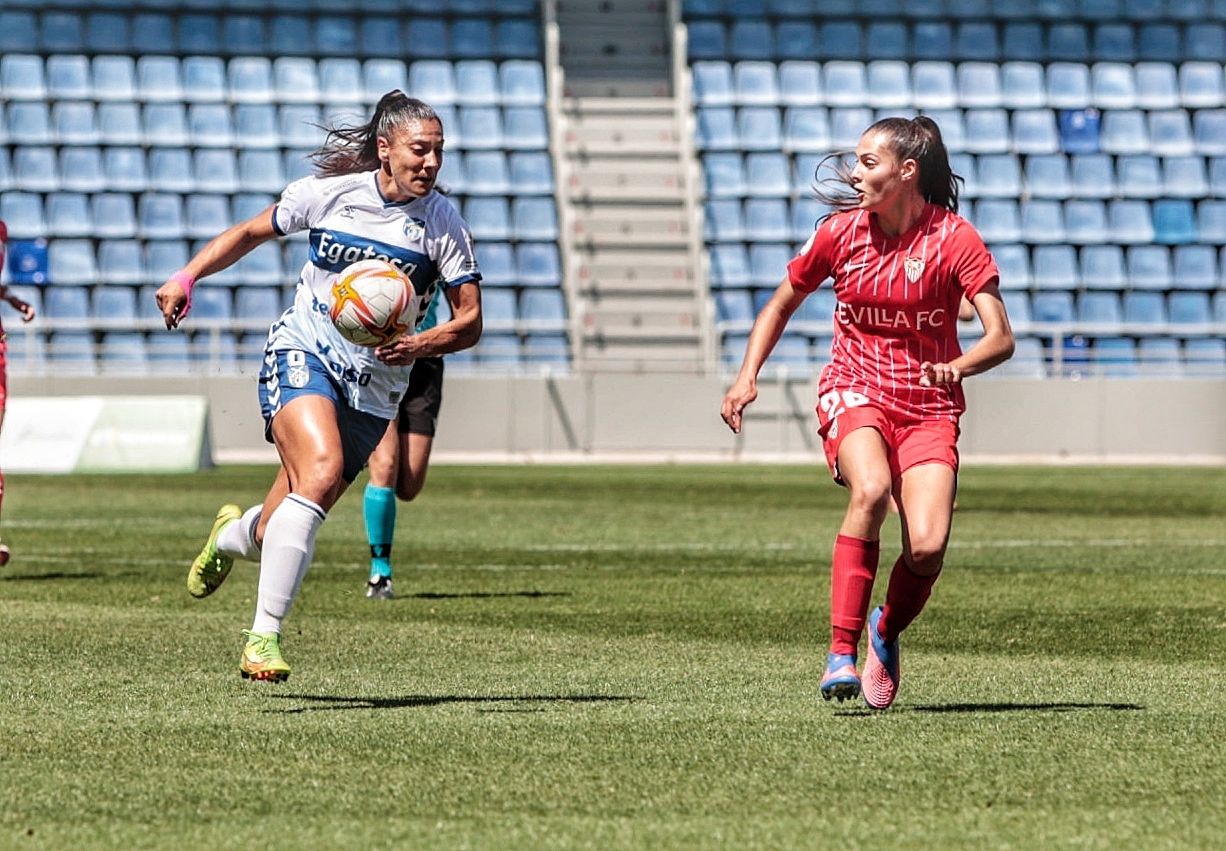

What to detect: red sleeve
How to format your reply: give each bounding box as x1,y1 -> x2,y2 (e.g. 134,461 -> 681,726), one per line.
948,220 -> 999,301
785,214 -> 839,293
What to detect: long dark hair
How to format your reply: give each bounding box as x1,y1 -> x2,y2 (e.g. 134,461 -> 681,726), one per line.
813,115 -> 962,215
310,90 -> 441,177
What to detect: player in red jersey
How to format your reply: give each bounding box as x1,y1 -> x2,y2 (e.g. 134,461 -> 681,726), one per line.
721,117 -> 1015,709
0,221 -> 38,567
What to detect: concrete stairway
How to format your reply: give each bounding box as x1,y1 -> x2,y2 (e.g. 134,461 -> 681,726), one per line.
551,0 -> 713,373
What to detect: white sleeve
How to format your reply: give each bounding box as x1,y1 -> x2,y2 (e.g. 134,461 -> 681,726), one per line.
272,176 -> 323,236
432,209 -> 482,288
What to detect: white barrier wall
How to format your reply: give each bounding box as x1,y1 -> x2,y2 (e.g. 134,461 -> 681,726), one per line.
13,373 -> 1225,465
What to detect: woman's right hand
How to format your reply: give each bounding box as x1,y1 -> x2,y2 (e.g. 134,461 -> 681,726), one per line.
155,279 -> 190,329
720,377 -> 758,434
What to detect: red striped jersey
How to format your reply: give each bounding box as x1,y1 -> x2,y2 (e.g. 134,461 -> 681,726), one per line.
786,204 -> 999,422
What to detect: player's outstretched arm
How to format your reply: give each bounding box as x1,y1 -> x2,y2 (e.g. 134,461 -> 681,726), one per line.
919,281 -> 1015,386
155,206 -> 280,329
721,276 -> 808,433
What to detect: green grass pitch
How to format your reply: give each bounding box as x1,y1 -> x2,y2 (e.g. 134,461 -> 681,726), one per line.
1,464 -> 1224,850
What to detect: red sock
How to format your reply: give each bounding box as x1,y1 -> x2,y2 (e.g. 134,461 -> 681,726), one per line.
878,556 -> 940,642
829,535 -> 880,656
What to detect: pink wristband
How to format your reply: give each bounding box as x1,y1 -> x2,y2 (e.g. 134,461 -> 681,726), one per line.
170,270 -> 197,295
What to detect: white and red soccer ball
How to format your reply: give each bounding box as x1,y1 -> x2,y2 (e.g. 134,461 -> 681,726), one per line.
328,259 -> 415,347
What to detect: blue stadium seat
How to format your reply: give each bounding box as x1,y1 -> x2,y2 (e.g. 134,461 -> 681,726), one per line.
1178,61 -> 1224,109
1171,245 -> 1218,289
98,148 -> 145,196
46,193 -> 90,236
709,244 -> 750,288
1068,154 -> 1113,197
748,244 -> 791,286
728,21 -> 777,62
1127,245 -> 1173,289
58,147 -> 104,193
146,333 -> 192,372
0,13 -> 37,56
181,57 -> 226,103
1020,200 -> 1065,243
520,290 -> 566,330
778,61 -> 822,106
453,20 -> 496,60
1193,110 -> 1226,156
1079,244 -> 1126,289
47,332 -> 96,373
957,62 -> 1002,109
773,22 -> 820,61
185,195 -> 231,239
44,285 -> 91,319
272,57 -> 319,104
178,13 -> 222,54
1090,62 -> 1137,109
1013,110 -> 1061,154
822,61 -> 867,108
1184,337 -> 1226,376
704,200 -> 743,242
819,21 -> 864,61
866,60 -> 910,108
1047,63 -> 1091,108
791,198 -> 830,241
130,12 -> 175,54
687,22 -> 727,61
829,107 -> 874,148
1162,156 -> 1207,197
476,242 -> 515,288
98,240 -> 145,285
235,288 -> 283,323
1185,22 -> 1226,61
696,108 -> 738,151
233,105 -> 279,149
1077,292 -> 1123,327
455,60 -> 499,106
912,61 -> 956,110
977,154 -> 1022,197
465,151 -> 510,194
1116,154 -> 1163,198
1031,291 -> 1075,323
864,22 -> 908,61
6,238 -> 48,284
0,193 -> 46,240
783,108 -> 830,153
1148,109 -> 1195,156
504,107 -> 548,149
99,332 -> 149,374
512,198 -> 558,241
92,286 -> 139,322
964,109 -> 1010,154
733,61 -> 780,106
228,57 -> 274,104
1167,291 -> 1212,325
314,16 -> 359,59
1135,61 -> 1179,109
1152,199 -> 1197,244
278,105 -> 323,149
1197,200 -> 1226,243
516,244 -> 561,287
47,55 -> 90,101
702,153 -> 747,197
41,12 -> 83,53
465,197 -> 511,240
48,240 -> 97,286
743,199 -> 790,241
54,101 -> 101,146
145,241 -> 190,286
148,148 -> 194,194
1023,154 -> 1071,198
971,199 -> 1021,242
1137,337 -> 1183,376
500,61 -> 546,107
495,19 -> 540,61
6,102 -> 52,145
92,194 -> 138,240
142,103 -> 189,148
1057,108 -> 1101,154
1109,199 -> 1155,243
714,290 -> 755,331
744,153 -> 791,197
1093,23 -> 1137,62
480,287 -> 517,331
1032,244 -> 1079,288
235,242 -> 284,286
222,14 -> 269,58
1122,290 -> 1166,325
954,21 -> 1000,61
13,147 -> 59,193
508,151 -> 554,194
1092,336 -> 1137,376
187,104 -> 234,148
319,59 -> 363,103
912,21 -> 955,61
992,243 -> 1032,289
1139,24 -> 1182,62
736,108 -> 782,151
521,332 -> 569,367
1001,24 -> 1045,63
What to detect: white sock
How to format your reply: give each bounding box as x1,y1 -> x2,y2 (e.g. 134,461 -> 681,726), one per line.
217,506 -> 262,562
250,494 -> 326,636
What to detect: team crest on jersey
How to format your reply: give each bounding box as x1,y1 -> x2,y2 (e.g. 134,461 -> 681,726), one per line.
904,256 -> 926,282
288,362 -> 309,388
403,217 -> 426,241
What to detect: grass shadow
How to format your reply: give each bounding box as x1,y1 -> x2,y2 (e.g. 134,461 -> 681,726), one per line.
0,571 -> 138,582
406,591 -> 572,600
263,693 -> 638,714
835,701 -> 1145,717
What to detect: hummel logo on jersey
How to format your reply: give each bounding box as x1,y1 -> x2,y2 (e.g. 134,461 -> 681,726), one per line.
904,257 -> 926,282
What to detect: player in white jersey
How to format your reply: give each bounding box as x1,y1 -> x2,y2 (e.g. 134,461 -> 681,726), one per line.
155,91 -> 483,681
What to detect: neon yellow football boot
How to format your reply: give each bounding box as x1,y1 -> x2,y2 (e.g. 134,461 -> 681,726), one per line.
186,504 -> 242,598
239,630 -> 291,682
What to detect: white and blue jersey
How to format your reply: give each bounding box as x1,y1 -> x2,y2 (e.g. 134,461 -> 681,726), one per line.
264,170 -> 480,418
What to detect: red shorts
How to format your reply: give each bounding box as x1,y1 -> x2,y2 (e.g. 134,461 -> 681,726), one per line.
817,402 -> 959,486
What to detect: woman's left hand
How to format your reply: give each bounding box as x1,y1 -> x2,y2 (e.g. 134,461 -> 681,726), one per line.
919,361 -> 962,386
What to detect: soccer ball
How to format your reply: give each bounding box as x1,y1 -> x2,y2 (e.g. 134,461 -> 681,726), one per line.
329,259 -> 415,347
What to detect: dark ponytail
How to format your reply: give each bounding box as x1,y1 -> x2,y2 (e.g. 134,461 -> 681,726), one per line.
310,90 -> 441,178
812,115 -> 962,215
